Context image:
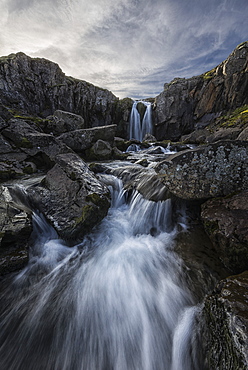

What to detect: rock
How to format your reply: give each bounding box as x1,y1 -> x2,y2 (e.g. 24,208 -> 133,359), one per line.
142,133 -> 157,142
45,110 -> 85,136
203,271 -> 248,369
156,141 -> 248,200
87,140 -> 113,160
0,185 -> 32,275
113,98 -> 134,138
238,126 -> 248,141
201,191 -> 248,274
0,53 -> 118,128
154,42 -> 248,140
206,127 -> 242,143
26,153 -> 110,243
58,124 -> 117,154
181,129 -> 210,144
1,118 -> 72,171
112,147 -> 129,160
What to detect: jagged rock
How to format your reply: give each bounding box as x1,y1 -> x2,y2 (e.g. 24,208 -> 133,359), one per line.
156,141 -> 248,200
143,133 -> 157,142
114,97 -> 134,138
203,271 -> 248,369
201,192 -> 248,274
154,42 -> 248,140
45,110 -> 85,136
57,124 -> 117,154
0,52 -> 127,130
0,186 -> 32,275
26,153 -> 110,243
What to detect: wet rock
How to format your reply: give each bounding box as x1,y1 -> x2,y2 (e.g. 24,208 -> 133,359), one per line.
26,153 -> 110,243
156,141 -> 248,200
0,186 -> 32,275
203,271 -> 248,370
201,191 -> 248,274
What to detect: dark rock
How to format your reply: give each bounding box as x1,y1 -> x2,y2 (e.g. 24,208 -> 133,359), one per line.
112,147 -> 129,160
87,140 -> 113,160
154,42 -> 248,140
0,185 -> 32,275
206,127 -> 242,143
238,126 -> 248,141
26,153 -> 110,243
156,141 -> 248,200
201,192 -> 248,274
181,129 -> 210,144
45,110 -> 85,136
58,124 -> 117,154
203,271 -> 248,369
113,97 -> 133,138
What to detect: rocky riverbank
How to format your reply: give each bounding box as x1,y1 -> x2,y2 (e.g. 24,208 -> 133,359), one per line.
0,41 -> 248,368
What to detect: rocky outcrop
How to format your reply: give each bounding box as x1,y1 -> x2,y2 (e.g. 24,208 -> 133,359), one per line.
156,141 -> 248,200
0,53 -> 132,132
45,110 -> 85,136
201,192 -> 248,274
203,271 -> 248,369
154,41 -> 248,140
26,153 -> 111,243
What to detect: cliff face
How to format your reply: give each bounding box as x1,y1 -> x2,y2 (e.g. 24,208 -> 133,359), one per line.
154,41 -> 248,141
0,52 -> 123,128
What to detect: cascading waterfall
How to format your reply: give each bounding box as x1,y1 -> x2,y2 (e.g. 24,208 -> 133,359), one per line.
0,176 -> 203,370
129,101 -> 153,141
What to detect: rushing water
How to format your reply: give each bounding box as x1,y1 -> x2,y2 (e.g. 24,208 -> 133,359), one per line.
0,176 -> 204,370
129,101 -> 153,141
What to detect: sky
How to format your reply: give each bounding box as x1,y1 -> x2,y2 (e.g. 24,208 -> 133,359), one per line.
0,0 -> 247,99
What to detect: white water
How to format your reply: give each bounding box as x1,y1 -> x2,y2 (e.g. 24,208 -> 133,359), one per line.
129,101 -> 153,141
0,176 -> 202,370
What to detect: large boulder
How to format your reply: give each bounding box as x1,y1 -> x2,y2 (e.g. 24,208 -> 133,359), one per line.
45,110 -> 85,136
26,153 -> 111,243
203,271 -> 248,369
201,192 -> 248,274
156,141 -> 248,200
57,124 -> 117,154
154,41 -> 248,140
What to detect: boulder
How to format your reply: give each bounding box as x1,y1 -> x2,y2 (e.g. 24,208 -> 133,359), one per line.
86,140 -> 113,160
203,271 -> 248,369
26,153 -> 110,243
201,191 -> 248,274
0,185 -> 32,275
156,141 -> 248,200
238,126 -> 248,141
206,127 -> 242,143
45,110 -> 85,136
181,129 -> 211,144
58,124 -> 117,154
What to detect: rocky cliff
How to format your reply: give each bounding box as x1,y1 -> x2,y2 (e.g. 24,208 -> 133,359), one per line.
0,52 -> 132,132
154,41 -> 248,140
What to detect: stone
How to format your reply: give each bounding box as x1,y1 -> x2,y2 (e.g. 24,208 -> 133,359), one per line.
206,127 -> 242,143
45,110 -> 85,136
58,124 -> 117,154
153,42 -> 248,141
237,126 -> 248,141
203,271 -> 248,369
87,140 -> 113,160
156,141 -> 248,200
26,153 -> 111,243
201,191 -> 248,274
181,129 -> 211,144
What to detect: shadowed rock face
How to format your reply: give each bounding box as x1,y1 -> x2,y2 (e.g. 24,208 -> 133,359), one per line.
201,191 -> 248,274
203,271 -> 248,370
154,41 -> 248,140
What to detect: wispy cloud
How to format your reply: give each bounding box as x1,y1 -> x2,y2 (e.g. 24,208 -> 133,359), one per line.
0,0 -> 247,98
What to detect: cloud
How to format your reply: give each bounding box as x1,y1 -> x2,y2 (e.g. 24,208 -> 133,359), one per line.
0,0 -> 247,98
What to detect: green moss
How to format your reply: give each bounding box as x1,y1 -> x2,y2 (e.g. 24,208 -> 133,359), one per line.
75,205 -> 95,225
203,220 -> 219,235
19,137 -> 33,149
219,105 -> 248,128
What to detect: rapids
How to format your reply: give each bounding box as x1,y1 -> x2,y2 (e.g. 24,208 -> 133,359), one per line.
0,175 -> 204,370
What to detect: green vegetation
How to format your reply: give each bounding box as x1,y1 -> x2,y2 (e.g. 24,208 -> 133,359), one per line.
219,105 -> 248,128
203,67 -> 217,80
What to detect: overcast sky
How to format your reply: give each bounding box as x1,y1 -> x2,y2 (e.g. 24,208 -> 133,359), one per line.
0,0 -> 247,99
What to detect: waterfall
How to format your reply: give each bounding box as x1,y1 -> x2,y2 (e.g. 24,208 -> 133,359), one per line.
129,101 -> 153,141
0,176 -> 203,370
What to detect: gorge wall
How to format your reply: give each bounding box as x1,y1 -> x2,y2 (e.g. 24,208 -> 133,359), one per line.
153,41 -> 248,141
